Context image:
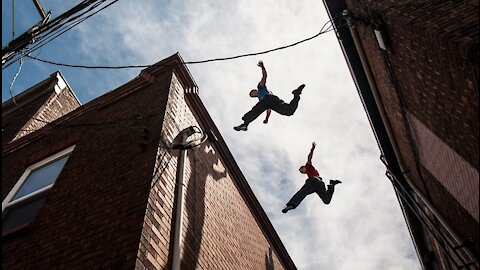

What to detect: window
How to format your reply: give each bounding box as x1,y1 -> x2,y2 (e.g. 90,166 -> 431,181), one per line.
2,146 -> 74,234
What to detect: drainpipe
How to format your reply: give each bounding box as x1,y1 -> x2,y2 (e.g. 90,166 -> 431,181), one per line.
342,9 -> 477,266
171,146 -> 187,270
170,126 -> 207,270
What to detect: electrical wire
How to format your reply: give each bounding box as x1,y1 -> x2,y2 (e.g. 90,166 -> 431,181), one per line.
3,1 -> 107,68
7,51 -> 63,127
9,52 -> 25,109
6,51 -> 56,129
4,15 -> 342,134
24,19 -> 338,69
2,0 -> 118,69
3,88 -> 168,136
150,126 -> 207,187
26,2 -> 104,51
4,6 -> 341,70
3,18 -> 336,133
151,152 -> 175,188
28,0 -> 118,57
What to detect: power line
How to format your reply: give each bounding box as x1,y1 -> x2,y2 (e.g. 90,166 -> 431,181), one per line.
28,0 -> 119,57
3,1 -> 110,69
7,52 -> 67,127
6,55 -> 169,135
9,52 -> 25,109
5,16 -> 343,134
1,106 -> 180,152
25,20 -> 338,69
2,0 -> 118,68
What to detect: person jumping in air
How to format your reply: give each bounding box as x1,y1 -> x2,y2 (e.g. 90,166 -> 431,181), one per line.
234,60 -> 305,131
282,142 -> 342,213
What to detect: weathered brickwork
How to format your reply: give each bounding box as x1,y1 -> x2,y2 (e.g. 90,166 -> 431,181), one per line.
2,91 -> 51,145
2,74 -> 81,145
421,168 -> 479,256
15,87 -> 81,140
408,112 -> 478,222
136,73 -> 287,270
346,0 -> 479,268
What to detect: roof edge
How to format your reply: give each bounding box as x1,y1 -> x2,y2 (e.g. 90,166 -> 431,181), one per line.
2,73 -> 57,117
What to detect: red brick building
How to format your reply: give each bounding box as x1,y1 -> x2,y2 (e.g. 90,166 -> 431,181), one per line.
323,0 -> 479,269
2,54 -> 296,270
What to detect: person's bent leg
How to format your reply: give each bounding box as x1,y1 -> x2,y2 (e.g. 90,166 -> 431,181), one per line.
282,179 -> 316,213
275,84 -> 304,116
234,100 -> 269,131
242,98 -> 271,124
317,180 -> 341,204
317,185 -> 334,204
271,95 -> 300,116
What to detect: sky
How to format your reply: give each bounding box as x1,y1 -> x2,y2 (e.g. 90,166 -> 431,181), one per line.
2,1 -> 421,269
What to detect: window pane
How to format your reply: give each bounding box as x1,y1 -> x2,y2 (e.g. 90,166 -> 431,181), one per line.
2,196 -> 46,233
12,156 -> 69,201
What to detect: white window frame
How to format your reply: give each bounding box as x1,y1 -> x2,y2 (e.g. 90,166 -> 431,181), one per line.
2,145 -> 75,213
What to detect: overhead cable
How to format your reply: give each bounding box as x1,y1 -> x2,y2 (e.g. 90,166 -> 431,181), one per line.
9,52 -> 25,109
2,0 -> 118,68
25,20 -> 338,69
28,1 -> 119,57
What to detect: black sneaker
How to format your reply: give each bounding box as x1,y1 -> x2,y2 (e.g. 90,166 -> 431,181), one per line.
292,84 -> 305,96
282,205 -> 294,213
330,179 -> 342,185
233,123 -> 248,131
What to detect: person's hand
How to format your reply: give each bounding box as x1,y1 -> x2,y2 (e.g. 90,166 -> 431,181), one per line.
257,60 -> 264,67
263,119 -> 268,124
311,142 -> 316,149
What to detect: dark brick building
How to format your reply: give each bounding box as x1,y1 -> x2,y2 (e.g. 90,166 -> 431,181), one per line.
324,0 -> 479,269
2,54 -> 296,270
2,71 -> 81,144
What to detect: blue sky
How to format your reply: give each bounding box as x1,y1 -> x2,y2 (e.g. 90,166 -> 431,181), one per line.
2,1 -> 420,269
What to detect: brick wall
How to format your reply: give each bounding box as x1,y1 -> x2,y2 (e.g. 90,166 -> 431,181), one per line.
15,87 -> 81,140
2,92 -> 50,145
135,73 -> 287,270
346,0 -> 479,168
2,85 -> 81,145
2,70 -> 169,270
345,0 -> 479,267
408,112 -> 478,222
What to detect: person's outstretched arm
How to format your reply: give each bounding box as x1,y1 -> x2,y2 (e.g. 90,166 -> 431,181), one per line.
307,142 -> 316,165
258,60 -> 267,87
